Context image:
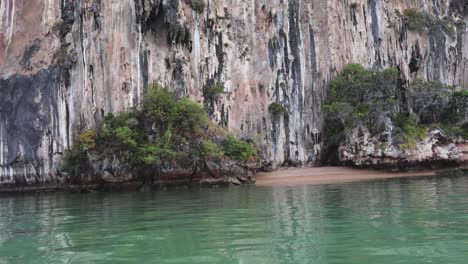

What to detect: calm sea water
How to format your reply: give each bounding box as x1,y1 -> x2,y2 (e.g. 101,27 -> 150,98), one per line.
1,176 -> 468,264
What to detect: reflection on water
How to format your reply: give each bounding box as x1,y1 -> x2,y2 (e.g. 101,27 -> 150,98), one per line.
1,175 -> 468,263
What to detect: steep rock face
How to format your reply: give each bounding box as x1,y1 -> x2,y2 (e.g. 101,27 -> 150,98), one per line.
0,0 -> 467,186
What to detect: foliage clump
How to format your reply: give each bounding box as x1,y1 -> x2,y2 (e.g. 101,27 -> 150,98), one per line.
429,89 -> 468,138
450,0 -> 468,17
206,84 -> 225,99
324,63 -> 468,152
407,80 -> 452,124
63,86 -> 257,177
453,90 -> 468,97
169,22 -> 191,45
403,8 -> 432,33
52,20 -> 67,36
324,64 -> 400,138
268,102 -> 285,117
62,130 -> 96,178
403,8 -> 456,37
53,47 -> 74,67
191,0 -> 206,13
222,136 -> 258,161
392,114 -> 427,149
406,82 -> 468,145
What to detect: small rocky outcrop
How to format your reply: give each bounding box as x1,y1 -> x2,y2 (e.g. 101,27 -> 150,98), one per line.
59,87 -> 261,187
323,64 -> 468,171
84,154 -> 259,186
339,127 -> 467,170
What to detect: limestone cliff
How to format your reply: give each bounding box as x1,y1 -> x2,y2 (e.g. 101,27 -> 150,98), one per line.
0,0 -> 467,186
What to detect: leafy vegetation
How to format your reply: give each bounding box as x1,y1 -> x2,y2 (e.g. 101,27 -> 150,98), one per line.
324,64 -> 399,138
206,84 -> 225,99
268,102 -> 285,117
407,80 -> 452,124
450,0 -> 468,17
51,20 -> 67,36
459,123 -> 468,138
62,135 -> 92,178
430,123 -> 468,139
63,86 -> 257,178
324,63 -> 468,151
191,0 -> 206,13
392,114 -> 427,149
52,47 -> 73,66
454,90 -> 468,97
168,22 -> 191,45
441,89 -> 468,125
403,8 -> 432,33
403,8 -> 456,37
406,83 -> 468,146
222,136 -> 257,161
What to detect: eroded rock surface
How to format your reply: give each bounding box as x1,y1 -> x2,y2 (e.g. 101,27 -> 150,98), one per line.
0,0 -> 467,185
340,126 -> 467,170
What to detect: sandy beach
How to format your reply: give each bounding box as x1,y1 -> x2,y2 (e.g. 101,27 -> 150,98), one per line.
255,167 -> 440,186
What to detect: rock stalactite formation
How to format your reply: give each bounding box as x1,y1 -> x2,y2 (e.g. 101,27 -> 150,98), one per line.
0,0 -> 467,186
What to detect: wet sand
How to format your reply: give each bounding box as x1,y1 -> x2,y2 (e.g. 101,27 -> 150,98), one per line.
256,167 -> 439,186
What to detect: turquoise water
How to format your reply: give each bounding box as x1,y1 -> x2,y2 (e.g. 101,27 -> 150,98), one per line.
1,176 -> 468,263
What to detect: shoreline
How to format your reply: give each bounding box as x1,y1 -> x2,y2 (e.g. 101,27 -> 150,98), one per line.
1,166 -> 466,195
0,177 -> 245,195
255,166 -> 464,186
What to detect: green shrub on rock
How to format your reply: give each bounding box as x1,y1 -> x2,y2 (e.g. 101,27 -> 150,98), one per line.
62,130 -> 96,177
403,8 -> 457,37
407,80 -> 452,124
172,97 -> 209,139
324,64 -> 400,135
403,8 -> 434,33
433,123 -> 468,139
206,84 -> 225,99
192,0 -> 206,13
63,86 -> 258,178
222,136 -> 257,161
453,90 -> 468,114
324,63 -> 468,156
441,90 -> 468,125
268,102 -> 285,117
460,123 -> 468,138
392,114 -> 427,149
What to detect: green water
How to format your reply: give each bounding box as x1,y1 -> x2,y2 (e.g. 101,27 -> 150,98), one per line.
1,176 -> 468,264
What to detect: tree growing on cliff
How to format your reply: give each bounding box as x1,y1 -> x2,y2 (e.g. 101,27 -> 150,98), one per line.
392,113 -> 427,149
269,102 -> 285,118
206,84 -> 225,101
407,80 -> 452,124
222,136 -> 257,161
322,64 -> 401,161
61,130 -> 98,182
324,64 -> 400,135
401,81 -> 468,145
403,8 -> 457,38
451,90 -> 468,121
323,64 -> 468,158
191,0 -> 206,13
